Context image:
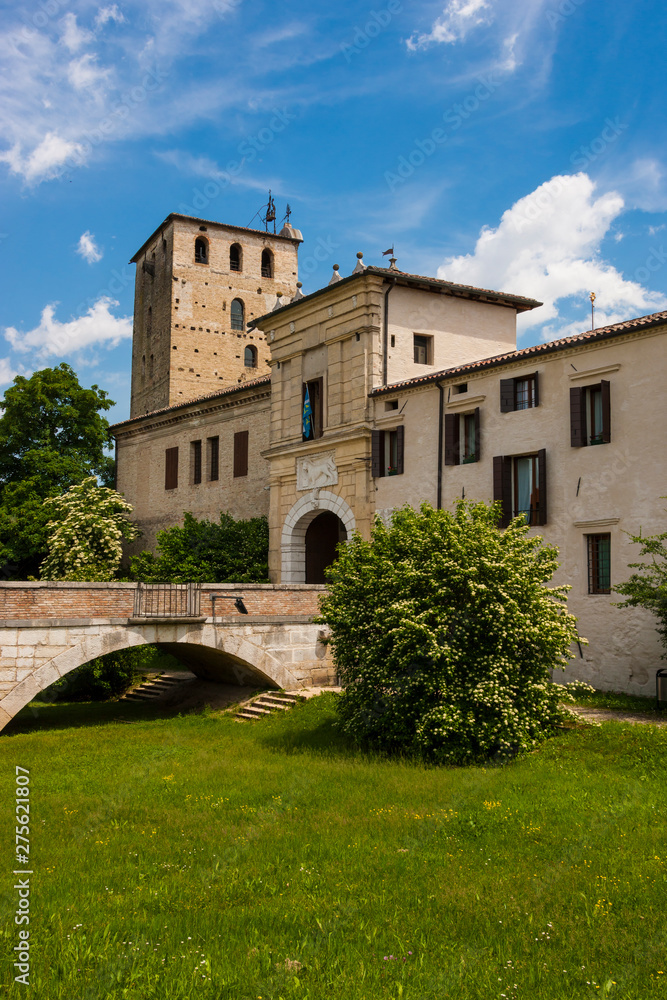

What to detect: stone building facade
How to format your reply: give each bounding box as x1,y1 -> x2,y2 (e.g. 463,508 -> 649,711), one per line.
112,212 -> 667,695
129,213 -> 302,417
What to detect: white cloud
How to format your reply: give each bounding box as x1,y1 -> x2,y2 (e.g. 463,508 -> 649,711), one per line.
59,13 -> 94,53
407,0 -> 493,49
0,358 -> 17,388
76,231 -> 103,264
438,173 -> 667,339
5,297 -> 132,357
67,53 -> 112,91
95,5 -> 126,28
0,132 -> 85,185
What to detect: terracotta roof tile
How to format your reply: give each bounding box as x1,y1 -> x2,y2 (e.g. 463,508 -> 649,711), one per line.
370,309 -> 667,396
111,374 -> 271,430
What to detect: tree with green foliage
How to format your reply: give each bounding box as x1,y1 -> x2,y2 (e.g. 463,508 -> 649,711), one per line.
318,501 -> 589,765
130,511 -> 269,583
40,477 -> 139,582
0,364 -> 115,578
615,522 -> 667,656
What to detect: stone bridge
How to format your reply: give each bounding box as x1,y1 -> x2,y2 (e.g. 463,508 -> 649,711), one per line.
0,582 -> 335,731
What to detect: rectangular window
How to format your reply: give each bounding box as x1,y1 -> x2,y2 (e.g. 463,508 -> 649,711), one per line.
191,440 -> 202,485
302,378 -> 324,441
413,334 -> 432,365
233,430 -> 249,478
500,372 -> 540,412
371,426 -> 405,477
493,449 -> 547,527
165,447 -> 179,490
570,381 -> 610,447
207,436 -> 219,482
587,533 -> 611,593
512,455 -> 539,524
444,408 -> 480,465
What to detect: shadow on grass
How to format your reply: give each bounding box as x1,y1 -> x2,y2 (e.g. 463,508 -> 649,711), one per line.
2,696 -> 222,736
255,692 -> 430,768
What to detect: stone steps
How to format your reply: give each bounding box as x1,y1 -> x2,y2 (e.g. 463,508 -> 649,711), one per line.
236,690 -> 303,722
122,673 -> 188,702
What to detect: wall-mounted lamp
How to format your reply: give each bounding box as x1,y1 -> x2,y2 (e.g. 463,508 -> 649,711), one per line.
211,594 -> 249,622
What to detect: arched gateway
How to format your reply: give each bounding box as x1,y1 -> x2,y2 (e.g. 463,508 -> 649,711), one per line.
281,490 -> 356,583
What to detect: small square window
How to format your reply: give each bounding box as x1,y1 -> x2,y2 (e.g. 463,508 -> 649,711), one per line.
413,334 -> 433,365
385,400 -> 399,411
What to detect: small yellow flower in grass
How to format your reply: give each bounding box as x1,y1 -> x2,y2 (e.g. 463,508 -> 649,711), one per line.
162,775 -> 174,781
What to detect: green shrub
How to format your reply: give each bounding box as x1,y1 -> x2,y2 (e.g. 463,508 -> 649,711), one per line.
318,501 -> 587,765
615,521 -> 667,657
130,512 -> 269,583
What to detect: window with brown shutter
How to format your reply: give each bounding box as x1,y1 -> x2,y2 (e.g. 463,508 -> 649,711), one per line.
500,373 -> 539,411
493,450 -> 546,526
371,427 -> 404,477
191,440 -> 202,485
233,430 -> 249,478
165,447 -> 179,490
570,381 -> 611,447
445,408 -> 480,465
207,436 -> 219,482
444,413 -> 459,466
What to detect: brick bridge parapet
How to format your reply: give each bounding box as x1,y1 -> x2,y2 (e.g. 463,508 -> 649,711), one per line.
0,583 -> 334,731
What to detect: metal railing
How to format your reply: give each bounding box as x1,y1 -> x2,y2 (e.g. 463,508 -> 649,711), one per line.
133,583 -> 201,618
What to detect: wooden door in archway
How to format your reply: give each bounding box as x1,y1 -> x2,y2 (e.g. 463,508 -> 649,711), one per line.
305,512 -> 346,584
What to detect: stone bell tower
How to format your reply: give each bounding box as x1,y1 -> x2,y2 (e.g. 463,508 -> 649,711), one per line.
129,212 -> 303,417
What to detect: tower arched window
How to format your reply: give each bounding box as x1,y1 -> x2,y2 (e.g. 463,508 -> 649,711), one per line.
230,243 -> 242,272
230,298 -> 245,331
261,248 -> 274,278
147,305 -> 152,343
194,237 -> 208,264
244,344 -> 258,368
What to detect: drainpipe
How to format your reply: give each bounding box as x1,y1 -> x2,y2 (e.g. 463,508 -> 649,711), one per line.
437,382 -> 444,509
382,279 -> 397,385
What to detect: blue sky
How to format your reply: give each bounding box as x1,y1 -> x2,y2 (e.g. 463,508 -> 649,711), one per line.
2,0 -> 667,424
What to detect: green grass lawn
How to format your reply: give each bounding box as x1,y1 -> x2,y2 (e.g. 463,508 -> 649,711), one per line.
1,694 -> 666,1000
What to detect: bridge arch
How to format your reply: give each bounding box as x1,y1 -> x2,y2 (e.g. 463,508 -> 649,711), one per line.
0,623 -> 301,729
281,490 -> 355,583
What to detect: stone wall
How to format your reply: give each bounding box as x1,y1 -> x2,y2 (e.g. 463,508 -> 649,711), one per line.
130,215 -> 301,418
115,380 -> 272,553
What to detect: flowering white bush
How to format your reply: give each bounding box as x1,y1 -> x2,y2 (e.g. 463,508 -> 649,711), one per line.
319,501 -> 589,765
40,477 -> 139,582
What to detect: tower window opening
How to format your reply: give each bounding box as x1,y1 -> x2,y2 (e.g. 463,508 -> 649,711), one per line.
194,237 -> 209,264
261,248 -> 274,278
231,298 -> 245,331
230,243 -> 242,272
244,345 -> 258,368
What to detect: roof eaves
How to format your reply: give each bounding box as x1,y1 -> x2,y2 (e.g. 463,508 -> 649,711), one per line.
111,374 -> 271,430
370,309 -> 667,396
251,266 -> 542,328
130,213 -> 302,263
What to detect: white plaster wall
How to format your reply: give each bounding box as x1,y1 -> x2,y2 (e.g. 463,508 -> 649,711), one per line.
373,327 -> 667,694
386,285 -> 519,384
